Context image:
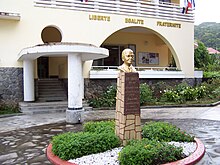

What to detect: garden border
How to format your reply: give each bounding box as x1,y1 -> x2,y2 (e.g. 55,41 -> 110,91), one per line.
46,138 -> 205,165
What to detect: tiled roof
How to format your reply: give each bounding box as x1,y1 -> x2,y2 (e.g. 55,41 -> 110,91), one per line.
207,47 -> 220,54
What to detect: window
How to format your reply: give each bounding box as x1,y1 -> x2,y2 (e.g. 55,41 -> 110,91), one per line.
41,26 -> 62,43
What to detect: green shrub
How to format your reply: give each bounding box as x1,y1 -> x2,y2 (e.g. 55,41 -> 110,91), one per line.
0,104 -> 20,115
140,83 -> 154,105
83,120 -> 115,134
52,131 -> 121,160
160,89 -> 183,103
118,139 -> 183,165
160,82 -> 208,103
201,78 -> 220,99
153,81 -> 170,98
142,121 -> 194,142
89,83 -> 155,108
52,120 -> 195,164
203,71 -> 220,78
88,85 -> 116,108
196,85 -> 207,99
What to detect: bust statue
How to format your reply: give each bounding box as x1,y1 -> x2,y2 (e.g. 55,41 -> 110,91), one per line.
118,48 -> 136,72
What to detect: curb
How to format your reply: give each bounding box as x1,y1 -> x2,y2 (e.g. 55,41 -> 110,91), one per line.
92,100 -> 220,110
141,100 -> 220,109
162,138 -> 205,165
46,138 -> 205,165
0,113 -> 23,118
47,143 -> 77,165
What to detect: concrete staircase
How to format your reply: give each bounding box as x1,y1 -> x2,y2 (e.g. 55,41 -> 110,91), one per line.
37,79 -> 67,102
19,79 -> 93,114
19,100 -> 93,114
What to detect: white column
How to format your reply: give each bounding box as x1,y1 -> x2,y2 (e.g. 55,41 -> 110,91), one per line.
68,53 -> 82,108
66,53 -> 84,123
81,61 -> 85,99
23,59 -> 35,101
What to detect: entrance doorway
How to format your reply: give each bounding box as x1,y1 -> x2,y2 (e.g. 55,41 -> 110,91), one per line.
37,57 -> 49,79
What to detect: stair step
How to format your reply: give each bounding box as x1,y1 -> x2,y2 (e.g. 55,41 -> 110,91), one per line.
38,93 -> 67,97
37,98 -> 67,102
37,79 -> 67,102
19,101 -> 93,114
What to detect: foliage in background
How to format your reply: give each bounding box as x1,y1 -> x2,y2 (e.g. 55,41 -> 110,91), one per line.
194,41 -> 212,69
0,104 -> 20,115
140,83 -> 154,105
204,71 -> 220,78
142,121 -> 194,142
201,78 -> 220,100
89,83 -> 154,108
118,139 -> 183,165
194,22 -> 220,51
88,86 -> 117,108
160,82 -> 207,104
89,79 -> 220,107
194,23 -> 220,78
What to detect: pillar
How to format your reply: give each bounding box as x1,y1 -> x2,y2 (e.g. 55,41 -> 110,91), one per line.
23,59 -> 35,101
115,72 -> 141,146
66,53 -> 84,123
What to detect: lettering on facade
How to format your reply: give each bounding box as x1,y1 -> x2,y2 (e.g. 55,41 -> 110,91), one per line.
89,14 -> 110,21
125,18 -> 144,25
157,21 -> 181,28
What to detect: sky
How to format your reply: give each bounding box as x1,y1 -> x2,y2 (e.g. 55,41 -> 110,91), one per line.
194,0 -> 220,25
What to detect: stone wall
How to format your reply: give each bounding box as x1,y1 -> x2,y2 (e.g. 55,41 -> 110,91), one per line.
84,79 -> 117,99
0,67 -> 23,105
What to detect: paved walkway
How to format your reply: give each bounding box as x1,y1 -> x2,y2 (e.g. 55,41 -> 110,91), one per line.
0,105 -> 220,165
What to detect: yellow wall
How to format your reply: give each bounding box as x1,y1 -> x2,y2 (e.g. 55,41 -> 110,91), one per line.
104,31 -> 169,67
48,57 -> 67,78
171,0 -> 180,4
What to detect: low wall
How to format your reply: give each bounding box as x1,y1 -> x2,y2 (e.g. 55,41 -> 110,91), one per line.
0,71 -> 203,105
0,67 -> 23,105
84,78 -> 203,99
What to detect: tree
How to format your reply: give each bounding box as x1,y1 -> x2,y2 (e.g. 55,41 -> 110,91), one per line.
194,22 -> 220,51
194,41 -> 211,69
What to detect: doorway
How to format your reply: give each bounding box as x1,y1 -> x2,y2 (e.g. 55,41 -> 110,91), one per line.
37,57 -> 49,79
93,45 -> 126,66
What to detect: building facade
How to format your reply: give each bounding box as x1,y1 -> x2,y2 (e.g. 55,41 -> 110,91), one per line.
0,0 -> 195,105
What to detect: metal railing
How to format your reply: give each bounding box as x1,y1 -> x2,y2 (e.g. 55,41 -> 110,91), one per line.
34,0 -> 194,23
91,66 -> 180,71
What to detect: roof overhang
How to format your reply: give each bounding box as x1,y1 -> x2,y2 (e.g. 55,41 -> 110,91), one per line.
18,42 -> 109,61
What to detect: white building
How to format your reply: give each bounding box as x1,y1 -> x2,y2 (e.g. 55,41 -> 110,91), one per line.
0,0 -> 196,118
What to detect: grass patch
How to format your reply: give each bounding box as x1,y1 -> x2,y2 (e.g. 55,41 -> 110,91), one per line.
0,104 -> 20,115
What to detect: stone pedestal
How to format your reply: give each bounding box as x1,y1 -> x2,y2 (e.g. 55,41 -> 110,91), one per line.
115,72 -> 141,146
66,109 -> 84,123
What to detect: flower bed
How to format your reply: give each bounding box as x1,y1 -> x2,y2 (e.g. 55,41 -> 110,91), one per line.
47,138 -> 205,165
47,121 -> 205,165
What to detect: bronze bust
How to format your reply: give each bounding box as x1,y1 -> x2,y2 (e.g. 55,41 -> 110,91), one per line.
118,48 -> 136,72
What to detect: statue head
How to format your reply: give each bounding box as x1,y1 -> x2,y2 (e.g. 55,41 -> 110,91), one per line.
121,48 -> 134,66
118,48 -> 136,72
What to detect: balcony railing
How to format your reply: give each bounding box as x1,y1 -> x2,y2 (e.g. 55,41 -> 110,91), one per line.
0,12 -> 20,21
90,66 -> 185,79
34,0 -> 194,23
